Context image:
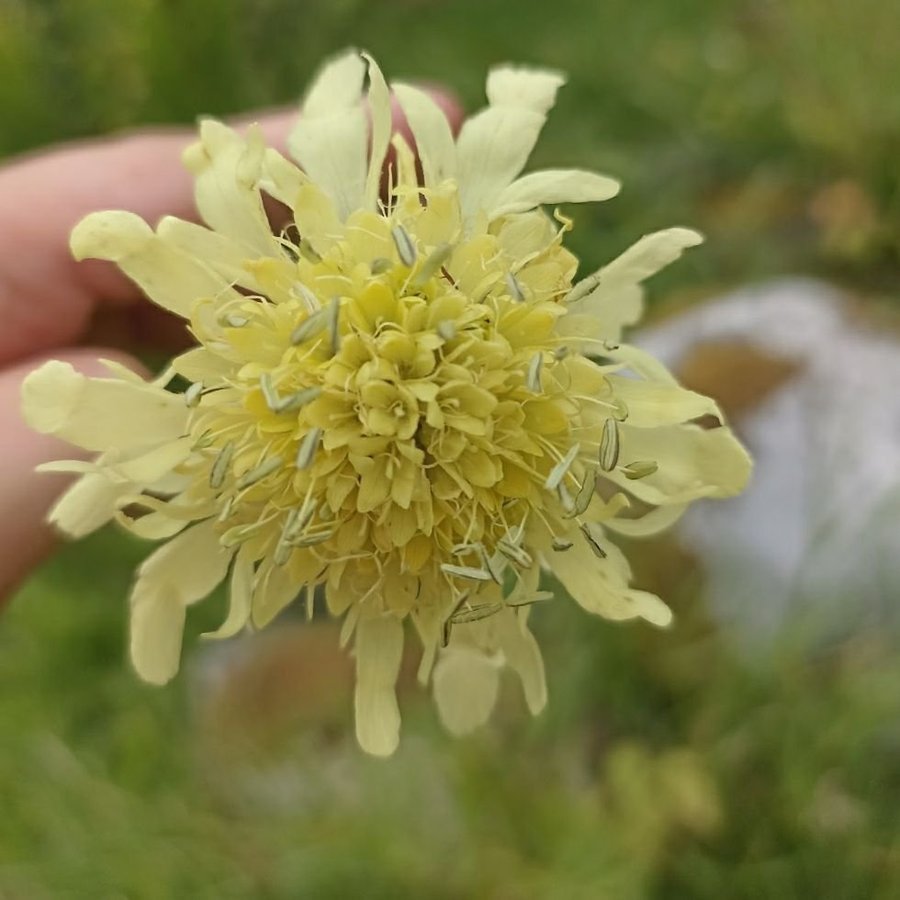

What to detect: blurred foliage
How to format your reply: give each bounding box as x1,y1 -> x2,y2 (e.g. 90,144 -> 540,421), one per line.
3,0 -> 900,897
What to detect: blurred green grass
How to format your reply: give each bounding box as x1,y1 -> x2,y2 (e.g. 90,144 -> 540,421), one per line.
3,0 -> 900,897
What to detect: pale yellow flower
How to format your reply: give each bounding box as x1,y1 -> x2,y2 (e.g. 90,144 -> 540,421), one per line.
22,51 -> 751,755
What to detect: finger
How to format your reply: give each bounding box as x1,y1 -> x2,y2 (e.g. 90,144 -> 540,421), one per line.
0,348 -> 145,602
0,89 -> 463,365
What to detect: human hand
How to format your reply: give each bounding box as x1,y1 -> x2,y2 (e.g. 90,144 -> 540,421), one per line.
1,91 -> 461,599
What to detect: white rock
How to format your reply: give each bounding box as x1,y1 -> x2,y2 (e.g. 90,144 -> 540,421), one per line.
637,279 -> 900,647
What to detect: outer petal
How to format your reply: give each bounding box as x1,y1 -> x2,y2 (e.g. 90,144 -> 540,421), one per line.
606,375 -> 722,427
607,421 -> 753,505
456,66 -> 565,227
289,50 -> 368,220
603,502 -> 688,538
354,613 -> 404,757
203,545 -> 254,640
392,82 -> 457,187
22,360 -> 187,452
251,560 -> 302,629
129,520 -> 232,684
156,217 -> 270,295
547,535 -> 673,627
494,609 -> 547,716
563,228 -> 703,342
182,120 -> 280,258
46,471 -> 133,538
492,168 -> 620,218
362,52 -> 392,211
433,645 -> 500,736
70,211 -> 237,318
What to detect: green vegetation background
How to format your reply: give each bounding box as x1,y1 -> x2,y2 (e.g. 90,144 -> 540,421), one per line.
2,0 -> 899,897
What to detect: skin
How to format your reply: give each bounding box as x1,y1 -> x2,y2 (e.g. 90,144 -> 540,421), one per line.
0,90 -> 463,601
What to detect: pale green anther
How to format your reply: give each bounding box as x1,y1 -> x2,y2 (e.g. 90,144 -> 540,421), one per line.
391,224 -> 417,267
221,519 -> 269,548
298,240 -> 321,264
259,372 -> 281,411
275,385 -> 323,413
479,546 -> 504,584
223,314 -> 248,328
610,398 -> 629,421
413,242 -> 452,287
451,602 -> 502,624
295,427 -> 322,469
236,455 -> 283,489
274,541 -> 294,566
437,320 -> 457,341
290,308 -> 326,345
451,541 -> 483,556
496,539 -> 533,568
440,563 -> 494,582
621,459 -> 659,480
291,283 -> 319,313
370,257 -> 393,275
506,591 -> 554,608
217,495 -> 235,522
192,430 -> 215,450
293,529 -> 333,548
326,296 -> 341,356
599,418 -> 620,472
556,481 -> 574,513
505,271 -> 526,302
526,352 -> 543,392
568,468 -> 597,518
545,443 -> 580,491
183,381 -> 203,407
565,270 -> 603,305
552,538 -> 574,552
553,345 -> 570,361
209,440 -> 235,489
580,523 -> 607,559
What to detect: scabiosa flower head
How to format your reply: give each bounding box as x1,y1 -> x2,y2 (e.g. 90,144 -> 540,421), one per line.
22,52 -> 751,755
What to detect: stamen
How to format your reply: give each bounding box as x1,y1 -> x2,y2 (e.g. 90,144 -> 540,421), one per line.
440,563 -> 494,582
552,538 -> 574,552
610,398 -> 629,421
295,427 -> 322,469
621,460 -> 658,480
326,296 -> 341,356
413,243 -> 452,287
505,272 -> 526,302
223,314 -> 248,328
568,468 -> 597,517
291,283 -> 319,313
183,381 -> 203,407
236,455 -> 283,489
451,603 -> 502,624
526,352 -> 543,392
209,440 -> 235,489
553,345 -> 570,361
391,224 -> 417,267
370,257 -> 393,275
545,443 -> 580,491
275,385 -> 323,413
437,320 -> 457,342
259,373 -> 281,411
506,591 -> 553,608
599,418 -> 620,472
580,523 -> 607,559
496,540 -> 533,568
290,309 -> 326,345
